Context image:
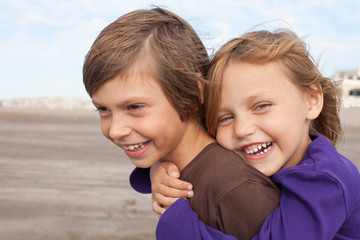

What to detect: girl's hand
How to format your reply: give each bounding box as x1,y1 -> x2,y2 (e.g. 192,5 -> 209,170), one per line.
150,161 -> 193,215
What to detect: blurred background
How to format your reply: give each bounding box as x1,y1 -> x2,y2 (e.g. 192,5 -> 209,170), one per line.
0,0 -> 359,239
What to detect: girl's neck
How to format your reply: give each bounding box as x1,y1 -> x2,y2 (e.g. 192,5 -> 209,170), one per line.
282,133 -> 312,170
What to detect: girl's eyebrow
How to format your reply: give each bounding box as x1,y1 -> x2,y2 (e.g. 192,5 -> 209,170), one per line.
218,91 -> 273,113
244,90 -> 274,102
217,106 -> 234,118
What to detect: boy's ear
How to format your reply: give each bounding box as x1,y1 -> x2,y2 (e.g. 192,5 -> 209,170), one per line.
306,83 -> 323,120
197,73 -> 205,104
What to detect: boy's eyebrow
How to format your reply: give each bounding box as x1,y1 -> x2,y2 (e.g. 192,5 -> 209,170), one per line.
92,99 -> 99,106
92,99 -> 101,106
92,96 -> 153,108
119,96 -> 153,105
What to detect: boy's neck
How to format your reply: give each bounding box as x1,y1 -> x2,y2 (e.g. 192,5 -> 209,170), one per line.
168,121 -> 215,172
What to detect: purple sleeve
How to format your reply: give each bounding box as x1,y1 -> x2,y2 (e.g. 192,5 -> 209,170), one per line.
129,167 -> 151,194
157,198 -> 238,240
253,171 -> 346,240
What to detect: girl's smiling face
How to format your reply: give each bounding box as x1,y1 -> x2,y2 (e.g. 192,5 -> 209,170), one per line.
216,61 -> 319,176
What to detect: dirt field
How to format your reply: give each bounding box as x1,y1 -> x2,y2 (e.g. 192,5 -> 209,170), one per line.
0,108 -> 158,240
0,107 -> 359,240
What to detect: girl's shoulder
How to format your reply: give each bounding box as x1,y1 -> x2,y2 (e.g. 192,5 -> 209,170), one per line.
274,134 -> 360,214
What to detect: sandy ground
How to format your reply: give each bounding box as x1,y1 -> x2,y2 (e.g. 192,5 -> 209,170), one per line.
0,107 -> 359,240
0,108 -> 158,240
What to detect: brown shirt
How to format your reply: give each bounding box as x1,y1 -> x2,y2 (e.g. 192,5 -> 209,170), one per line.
180,143 -> 280,239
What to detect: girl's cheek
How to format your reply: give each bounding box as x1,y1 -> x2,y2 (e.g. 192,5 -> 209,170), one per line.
216,130 -> 231,149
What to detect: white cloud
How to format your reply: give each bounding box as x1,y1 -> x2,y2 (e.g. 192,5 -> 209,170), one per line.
17,14 -> 60,26
1,0 -> 360,99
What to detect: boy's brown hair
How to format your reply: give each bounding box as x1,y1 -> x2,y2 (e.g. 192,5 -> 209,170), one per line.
205,29 -> 343,147
83,7 -> 210,121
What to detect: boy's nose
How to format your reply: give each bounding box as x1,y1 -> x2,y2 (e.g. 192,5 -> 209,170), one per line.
108,117 -> 132,141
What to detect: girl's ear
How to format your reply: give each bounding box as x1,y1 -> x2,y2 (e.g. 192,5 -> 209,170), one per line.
306,83 -> 323,120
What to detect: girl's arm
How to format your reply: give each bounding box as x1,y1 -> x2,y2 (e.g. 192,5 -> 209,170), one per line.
131,164 -> 348,240
130,163 -> 241,239
253,170 -> 346,240
130,165 -> 238,239
129,167 -> 152,193
129,162 -> 193,215
131,162 -> 280,240
150,162 -> 193,214
152,169 -> 344,240
156,198 -> 238,240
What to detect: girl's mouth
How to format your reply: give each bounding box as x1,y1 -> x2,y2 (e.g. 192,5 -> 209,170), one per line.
243,142 -> 273,156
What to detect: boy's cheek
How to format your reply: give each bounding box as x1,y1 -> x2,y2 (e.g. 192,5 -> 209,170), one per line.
100,120 -> 111,140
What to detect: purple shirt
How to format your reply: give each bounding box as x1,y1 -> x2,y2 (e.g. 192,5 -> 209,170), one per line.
130,134 -> 360,239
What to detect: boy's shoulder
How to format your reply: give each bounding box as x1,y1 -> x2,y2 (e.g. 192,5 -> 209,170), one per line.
181,143 -> 278,195
187,142 -> 254,175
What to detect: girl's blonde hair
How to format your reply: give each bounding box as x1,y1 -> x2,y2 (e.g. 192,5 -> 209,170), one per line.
205,29 -> 343,147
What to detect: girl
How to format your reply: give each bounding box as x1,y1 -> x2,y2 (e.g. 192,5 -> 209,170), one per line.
131,29 -> 360,239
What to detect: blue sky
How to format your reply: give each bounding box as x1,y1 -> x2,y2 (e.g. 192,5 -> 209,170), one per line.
1,0 -> 360,99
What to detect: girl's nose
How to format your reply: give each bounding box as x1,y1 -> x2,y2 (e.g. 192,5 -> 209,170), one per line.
233,116 -> 256,139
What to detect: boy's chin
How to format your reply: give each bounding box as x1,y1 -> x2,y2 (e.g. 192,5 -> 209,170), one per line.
131,160 -> 153,169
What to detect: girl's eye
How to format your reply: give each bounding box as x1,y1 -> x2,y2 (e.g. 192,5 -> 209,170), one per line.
218,115 -> 234,123
255,103 -> 271,111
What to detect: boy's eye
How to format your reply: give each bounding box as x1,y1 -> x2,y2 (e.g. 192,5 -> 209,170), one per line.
96,106 -> 109,112
127,104 -> 144,111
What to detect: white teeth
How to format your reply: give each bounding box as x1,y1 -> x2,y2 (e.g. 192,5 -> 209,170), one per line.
245,143 -> 272,156
123,142 -> 146,151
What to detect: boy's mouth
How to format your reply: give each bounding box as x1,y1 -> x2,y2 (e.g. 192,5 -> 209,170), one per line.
122,141 -> 149,151
243,142 -> 272,156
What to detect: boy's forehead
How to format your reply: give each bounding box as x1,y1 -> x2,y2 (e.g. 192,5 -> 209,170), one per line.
93,70 -> 166,105
121,57 -> 160,83
119,68 -> 160,86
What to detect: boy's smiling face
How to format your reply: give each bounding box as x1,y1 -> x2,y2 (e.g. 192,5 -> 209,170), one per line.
91,72 -> 190,169
216,61 -> 317,176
